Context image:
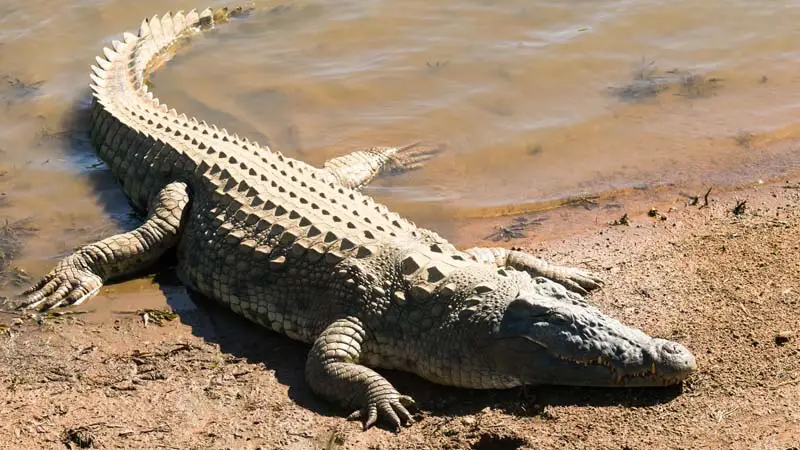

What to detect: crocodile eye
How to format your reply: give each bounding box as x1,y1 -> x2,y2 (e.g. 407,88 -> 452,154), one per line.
506,297 -> 550,318
549,313 -> 572,325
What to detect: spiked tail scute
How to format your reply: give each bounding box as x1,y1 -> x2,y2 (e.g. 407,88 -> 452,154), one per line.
88,4 -> 260,159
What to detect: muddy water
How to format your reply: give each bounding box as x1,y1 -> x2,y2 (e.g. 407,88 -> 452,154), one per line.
1,0 -> 800,301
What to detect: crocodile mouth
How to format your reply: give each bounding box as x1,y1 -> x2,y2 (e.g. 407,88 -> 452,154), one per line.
542,335 -> 697,387
493,334 -> 696,387
551,353 -> 692,386
492,294 -> 697,387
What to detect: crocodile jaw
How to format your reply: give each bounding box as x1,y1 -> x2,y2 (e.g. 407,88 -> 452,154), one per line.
488,293 -> 697,387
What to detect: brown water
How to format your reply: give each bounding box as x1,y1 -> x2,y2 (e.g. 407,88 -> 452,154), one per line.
2,0 -> 800,299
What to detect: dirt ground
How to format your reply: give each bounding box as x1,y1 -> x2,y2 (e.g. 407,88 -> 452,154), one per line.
1,178 -> 799,450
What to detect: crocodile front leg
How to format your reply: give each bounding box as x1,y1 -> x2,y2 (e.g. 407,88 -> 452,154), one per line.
305,317 -> 416,430
10,181 -> 190,310
464,246 -> 603,295
322,143 -> 441,190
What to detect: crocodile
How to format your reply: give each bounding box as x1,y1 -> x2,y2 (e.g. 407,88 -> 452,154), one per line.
10,6 -> 696,430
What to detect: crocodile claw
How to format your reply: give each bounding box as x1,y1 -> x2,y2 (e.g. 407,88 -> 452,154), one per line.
556,268 -> 604,295
12,256 -> 102,311
384,142 -> 442,175
347,393 -> 416,431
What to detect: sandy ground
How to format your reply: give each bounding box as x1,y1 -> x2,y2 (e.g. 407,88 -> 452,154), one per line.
1,178 -> 799,450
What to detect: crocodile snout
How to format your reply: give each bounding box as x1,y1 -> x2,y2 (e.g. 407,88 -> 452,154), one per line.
651,339 -> 696,383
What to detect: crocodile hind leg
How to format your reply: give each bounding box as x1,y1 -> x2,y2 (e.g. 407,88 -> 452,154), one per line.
322,143 -> 441,190
10,181 -> 190,311
306,316 -> 416,430
464,246 -> 603,295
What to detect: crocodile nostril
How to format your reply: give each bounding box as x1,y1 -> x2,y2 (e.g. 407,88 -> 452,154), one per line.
653,339 -> 697,375
661,342 -> 684,355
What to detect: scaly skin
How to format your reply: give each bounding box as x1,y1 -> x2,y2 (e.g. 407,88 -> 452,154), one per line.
7,6 -> 696,430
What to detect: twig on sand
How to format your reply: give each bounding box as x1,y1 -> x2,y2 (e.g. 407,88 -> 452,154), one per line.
733,200 -> 747,216
770,378 -> 800,389
699,187 -> 713,209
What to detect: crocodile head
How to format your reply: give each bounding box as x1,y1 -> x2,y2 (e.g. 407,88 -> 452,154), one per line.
487,286 -> 696,387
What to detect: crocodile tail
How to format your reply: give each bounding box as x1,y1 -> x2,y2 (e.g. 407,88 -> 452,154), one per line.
88,6 -> 255,156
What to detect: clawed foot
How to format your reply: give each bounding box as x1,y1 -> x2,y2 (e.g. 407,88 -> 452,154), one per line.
8,255 -> 102,311
549,266 -> 604,295
384,143 -> 442,175
347,392 -> 417,431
